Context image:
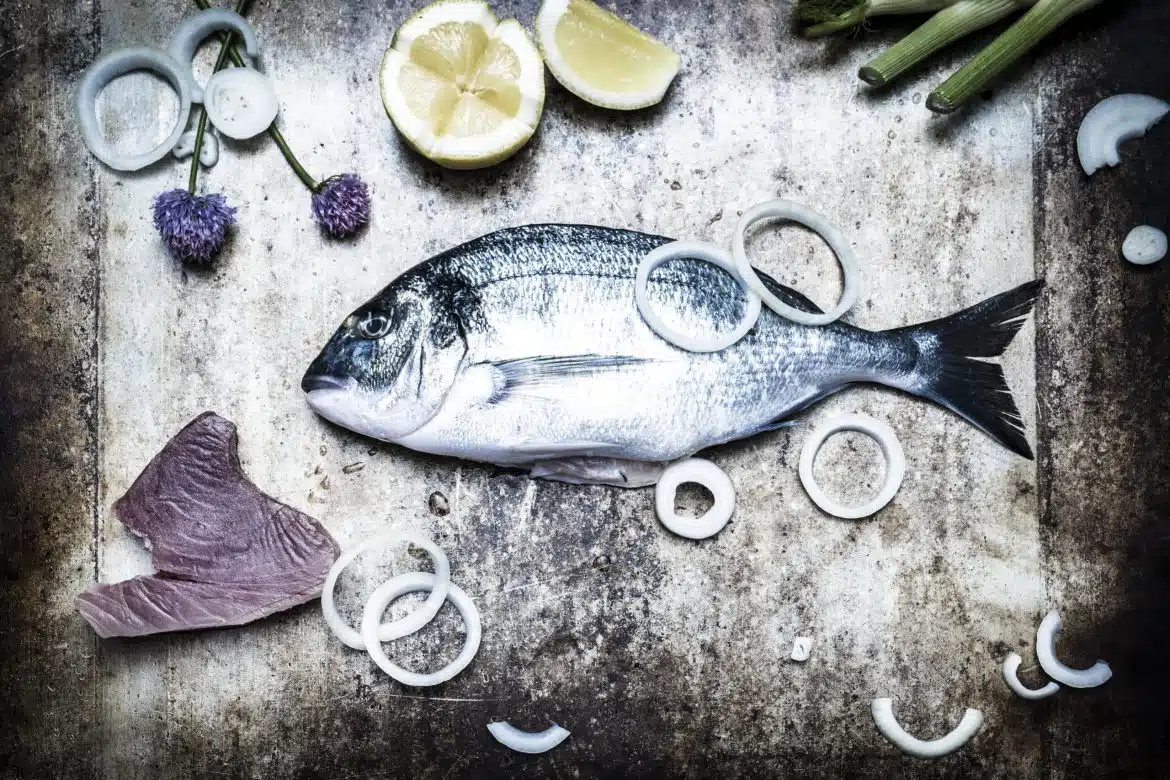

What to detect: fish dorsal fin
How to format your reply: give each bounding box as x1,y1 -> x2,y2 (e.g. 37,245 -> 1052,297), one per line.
486,354 -> 649,404
755,272 -> 824,315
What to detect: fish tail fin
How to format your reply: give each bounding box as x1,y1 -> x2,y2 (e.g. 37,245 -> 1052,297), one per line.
887,279 -> 1044,459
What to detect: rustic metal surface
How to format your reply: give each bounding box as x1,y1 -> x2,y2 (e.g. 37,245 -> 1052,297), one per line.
0,0 -> 1166,777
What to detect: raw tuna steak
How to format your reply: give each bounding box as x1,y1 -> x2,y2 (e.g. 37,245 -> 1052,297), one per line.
76,412 -> 340,638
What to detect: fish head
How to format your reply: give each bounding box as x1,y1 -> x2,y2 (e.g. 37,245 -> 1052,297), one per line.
301,286 -> 465,441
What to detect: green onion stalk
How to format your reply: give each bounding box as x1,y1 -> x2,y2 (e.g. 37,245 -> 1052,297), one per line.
926,0 -> 1104,113
859,0 -> 1026,87
796,0 -> 961,38
796,0 -> 1105,114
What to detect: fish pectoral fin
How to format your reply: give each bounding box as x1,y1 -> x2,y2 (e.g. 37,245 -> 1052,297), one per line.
508,440 -> 626,458
485,354 -> 650,404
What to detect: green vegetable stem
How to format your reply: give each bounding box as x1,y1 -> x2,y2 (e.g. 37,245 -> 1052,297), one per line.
797,0 -> 957,38
859,0 -> 1024,87
188,0 -> 253,194
797,0 -> 1106,114
926,0 -> 1104,113
192,0 -> 321,191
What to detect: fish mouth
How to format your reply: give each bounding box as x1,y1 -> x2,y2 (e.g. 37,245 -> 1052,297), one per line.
301,374 -> 352,393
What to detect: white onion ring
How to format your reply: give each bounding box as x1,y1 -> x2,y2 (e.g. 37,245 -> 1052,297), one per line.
361,571 -> 481,687
635,240 -> 762,353
871,698 -> 983,759
1002,652 -> 1060,700
76,46 -> 193,171
487,722 -> 571,754
732,199 -> 859,327
203,68 -> 279,139
321,531 -> 451,650
654,458 -> 735,539
798,413 -> 905,520
1035,612 -> 1112,688
166,9 -> 260,103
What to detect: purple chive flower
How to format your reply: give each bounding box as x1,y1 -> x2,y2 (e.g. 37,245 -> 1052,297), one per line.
151,189 -> 237,266
310,174 -> 370,238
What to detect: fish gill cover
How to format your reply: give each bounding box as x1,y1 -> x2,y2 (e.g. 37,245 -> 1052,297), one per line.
76,412 -> 340,639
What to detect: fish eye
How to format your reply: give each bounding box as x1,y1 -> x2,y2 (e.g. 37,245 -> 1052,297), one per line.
356,311 -> 391,339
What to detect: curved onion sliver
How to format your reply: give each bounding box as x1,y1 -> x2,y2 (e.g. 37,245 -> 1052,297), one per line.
871,698 -> 983,759
1076,94 -> 1169,176
487,722 -> 571,754
1035,612 -> 1112,689
1002,652 -> 1060,700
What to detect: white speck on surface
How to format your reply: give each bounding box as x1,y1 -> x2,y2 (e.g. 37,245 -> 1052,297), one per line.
791,637 -> 813,662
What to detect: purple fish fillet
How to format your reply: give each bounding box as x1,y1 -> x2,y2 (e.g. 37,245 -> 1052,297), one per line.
76,412 -> 340,638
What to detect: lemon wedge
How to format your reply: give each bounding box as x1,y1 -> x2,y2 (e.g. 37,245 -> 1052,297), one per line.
380,0 -> 545,169
535,0 -> 680,110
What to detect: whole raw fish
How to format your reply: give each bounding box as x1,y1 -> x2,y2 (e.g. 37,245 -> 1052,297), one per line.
303,225 -> 1040,486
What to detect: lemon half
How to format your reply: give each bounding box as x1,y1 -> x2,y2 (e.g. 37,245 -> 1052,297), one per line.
380,0 -> 545,169
535,0 -> 680,111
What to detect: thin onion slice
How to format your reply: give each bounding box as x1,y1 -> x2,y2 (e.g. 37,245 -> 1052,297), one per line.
173,128 -> 219,166
76,46 -> 193,171
654,458 -> 735,539
1002,652 -> 1060,700
871,698 -> 983,759
487,722 -> 571,754
732,199 -> 859,327
166,8 -> 260,103
1035,612 -> 1112,688
635,240 -> 762,353
321,530 -> 451,650
361,571 -> 481,687
798,413 -> 904,520
203,68 -> 279,139
1076,94 -> 1169,176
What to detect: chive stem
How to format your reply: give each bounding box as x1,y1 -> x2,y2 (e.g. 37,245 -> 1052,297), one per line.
193,0 -> 319,191
189,0 -> 252,193
927,0 -> 1102,113
859,0 -> 1018,87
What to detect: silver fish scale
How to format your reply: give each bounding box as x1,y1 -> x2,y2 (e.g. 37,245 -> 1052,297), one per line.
396,225 -> 916,463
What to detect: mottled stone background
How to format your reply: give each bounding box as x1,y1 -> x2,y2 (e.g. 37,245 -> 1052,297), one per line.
1,0 -> 1167,777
